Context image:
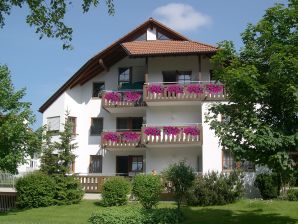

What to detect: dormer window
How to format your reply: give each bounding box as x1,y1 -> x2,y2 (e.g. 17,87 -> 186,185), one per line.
157,31 -> 170,40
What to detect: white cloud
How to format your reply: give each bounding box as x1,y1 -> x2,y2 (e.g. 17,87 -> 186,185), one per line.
153,3 -> 211,31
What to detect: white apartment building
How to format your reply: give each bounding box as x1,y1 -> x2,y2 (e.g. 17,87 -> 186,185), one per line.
37,18 -> 250,178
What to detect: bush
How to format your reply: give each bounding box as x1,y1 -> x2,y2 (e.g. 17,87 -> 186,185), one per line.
102,177 -> 131,206
187,171 -> 244,206
254,173 -> 280,199
16,171 -> 56,208
163,161 -> 195,210
132,174 -> 162,209
88,206 -> 183,224
52,174 -> 84,205
287,189 -> 298,201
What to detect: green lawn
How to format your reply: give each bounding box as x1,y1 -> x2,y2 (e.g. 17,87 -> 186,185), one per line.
0,199 -> 297,224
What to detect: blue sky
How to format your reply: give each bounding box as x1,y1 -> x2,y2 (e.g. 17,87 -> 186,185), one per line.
0,0 -> 287,129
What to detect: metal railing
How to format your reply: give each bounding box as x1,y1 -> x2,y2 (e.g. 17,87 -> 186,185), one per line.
0,172 -> 15,188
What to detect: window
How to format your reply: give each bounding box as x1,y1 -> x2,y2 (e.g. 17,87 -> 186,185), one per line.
118,67 -> 132,88
47,116 -> 60,133
69,159 -> 75,173
134,33 -> 146,41
90,118 -> 103,135
116,117 -> 143,131
130,156 -> 143,172
92,82 -> 105,98
177,71 -> 192,84
89,155 -> 102,173
68,116 -> 77,135
163,71 -> 177,83
222,150 -> 235,171
157,31 -> 170,40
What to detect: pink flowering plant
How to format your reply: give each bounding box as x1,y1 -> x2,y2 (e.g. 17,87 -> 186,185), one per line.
122,131 -> 140,142
186,84 -> 203,94
205,84 -> 224,94
147,84 -> 164,94
144,127 -> 161,136
124,91 -> 142,102
103,132 -> 119,142
104,92 -> 121,103
166,84 -> 183,94
183,126 -> 200,136
163,126 -> 181,136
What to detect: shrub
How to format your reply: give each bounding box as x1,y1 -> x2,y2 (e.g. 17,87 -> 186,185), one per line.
101,177 -> 131,206
163,161 -> 195,210
254,173 -> 280,199
287,189 -> 298,201
132,174 -> 162,209
16,171 -> 56,208
88,206 -> 183,224
186,171 -> 244,206
52,174 -> 84,205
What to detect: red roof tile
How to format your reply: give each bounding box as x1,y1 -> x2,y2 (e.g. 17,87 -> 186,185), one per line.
122,40 -> 217,56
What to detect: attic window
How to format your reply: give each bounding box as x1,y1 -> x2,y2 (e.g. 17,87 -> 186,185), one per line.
134,33 -> 146,41
157,32 -> 170,40
47,116 -> 60,133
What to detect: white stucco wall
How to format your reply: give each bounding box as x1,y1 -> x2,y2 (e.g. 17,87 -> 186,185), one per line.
201,102 -> 223,173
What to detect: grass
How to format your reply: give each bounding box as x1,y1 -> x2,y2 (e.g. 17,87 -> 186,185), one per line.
0,199 -> 297,224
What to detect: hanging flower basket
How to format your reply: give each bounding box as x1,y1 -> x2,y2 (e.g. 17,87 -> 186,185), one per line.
163,126 -> 181,136
183,126 -> 200,136
144,127 -> 161,136
147,84 -> 164,94
104,92 -> 121,103
166,84 -> 183,94
122,131 -> 140,142
124,91 -> 142,102
205,84 -> 223,94
103,132 -> 119,142
186,84 -> 203,94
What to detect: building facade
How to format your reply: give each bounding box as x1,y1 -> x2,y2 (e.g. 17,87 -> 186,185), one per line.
37,18 -> 237,177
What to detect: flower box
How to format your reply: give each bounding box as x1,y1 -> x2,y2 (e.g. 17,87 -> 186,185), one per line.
205,84 -> 223,94
183,127 -> 200,136
124,91 -> 142,102
186,84 -> 203,94
103,132 -> 119,142
165,84 -> 183,94
144,127 -> 161,136
147,84 -> 164,94
122,131 -> 140,142
104,92 -> 121,103
163,126 -> 181,136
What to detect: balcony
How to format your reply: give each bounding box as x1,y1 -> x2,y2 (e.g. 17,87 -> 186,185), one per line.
143,82 -> 226,106
101,130 -> 143,151
142,124 -> 202,147
102,90 -> 146,116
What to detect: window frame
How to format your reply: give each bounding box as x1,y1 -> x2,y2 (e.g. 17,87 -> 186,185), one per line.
90,117 -> 104,136
92,82 -> 105,98
68,116 -> 77,135
118,67 -> 132,87
177,71 -> 192,84
47,116 -> 60,134
129,155 -> 143,172
89,155 -> 102,173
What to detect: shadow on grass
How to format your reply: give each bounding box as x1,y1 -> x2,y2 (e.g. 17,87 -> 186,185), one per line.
182,207 -> 297,224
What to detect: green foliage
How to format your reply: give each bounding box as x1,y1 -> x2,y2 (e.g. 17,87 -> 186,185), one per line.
0,1 -> 115,49
132,174 -> 162,209
16,171 -> 55,208
187,171 -> 244,206
88,206 -> 183,224
52,174 -> 84,205
287,188 -> 298,201
254,173 -> 280,199
207,0 -> 298,188
0,65 -> 41,174
163,161 -> 195,210
101,177 -> 131,206
40,112 -> 77,175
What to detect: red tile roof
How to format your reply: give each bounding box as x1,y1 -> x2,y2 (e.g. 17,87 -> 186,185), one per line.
122,40 -> 217,56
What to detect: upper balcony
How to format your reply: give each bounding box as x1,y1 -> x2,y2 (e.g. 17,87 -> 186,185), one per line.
102,90 -> 146,116
143,81 -> 226,106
